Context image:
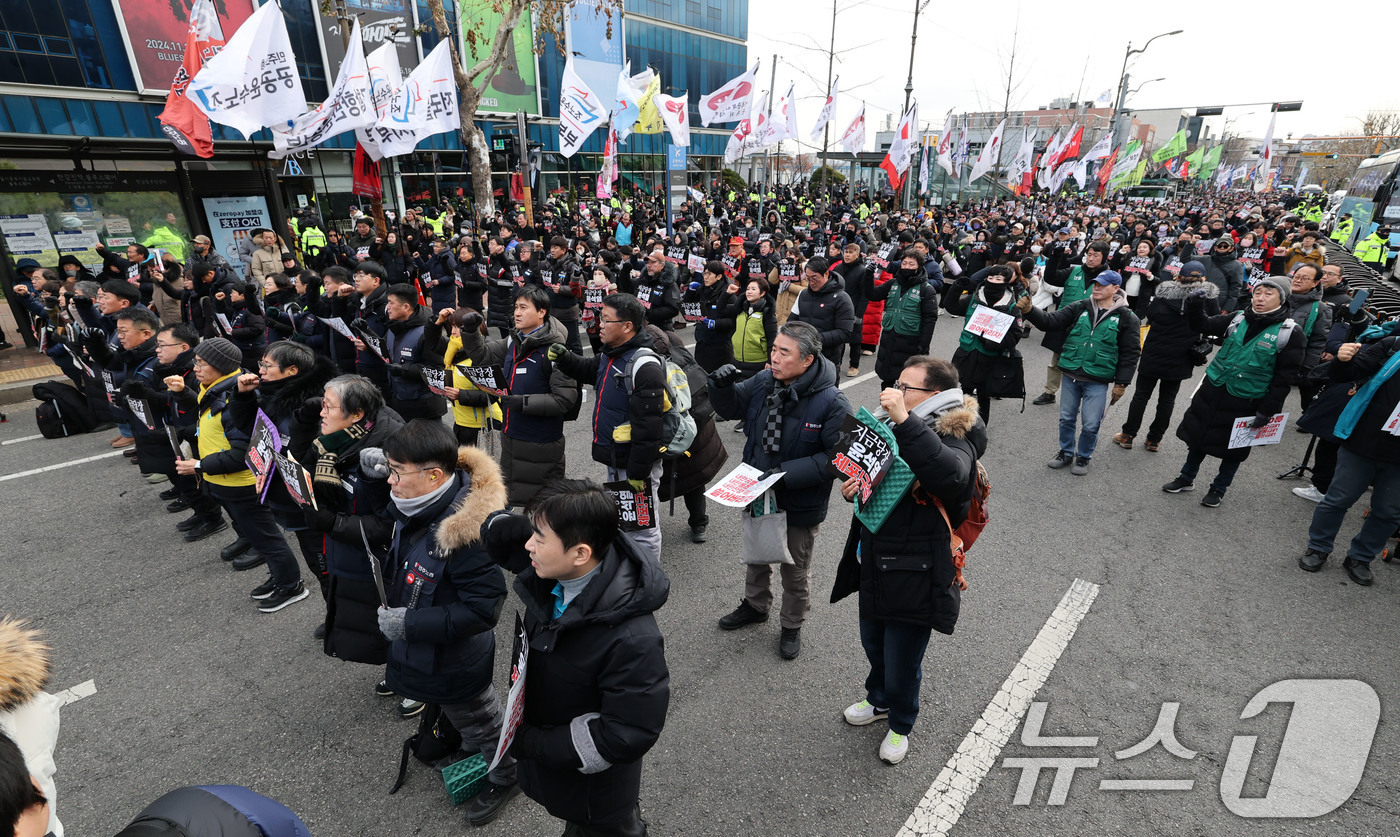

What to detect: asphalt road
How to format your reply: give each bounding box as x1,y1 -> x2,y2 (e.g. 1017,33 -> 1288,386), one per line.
3,316 -> 1397,837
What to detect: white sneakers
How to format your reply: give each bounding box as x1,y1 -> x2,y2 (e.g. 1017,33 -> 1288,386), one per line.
879,731 -> 909,764
844,700 -> 909,763
1292,485 -> 1325,503
843,700 -> 889,726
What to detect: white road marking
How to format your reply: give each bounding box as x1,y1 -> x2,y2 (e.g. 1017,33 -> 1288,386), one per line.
0,450 -> 124,483
897,578 -> 1101,837
840,371 -> 879,390
54,679 -> 97,707
0,434 -> 45,446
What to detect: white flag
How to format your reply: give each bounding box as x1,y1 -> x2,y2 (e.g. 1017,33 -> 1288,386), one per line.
1042,130 -> 1062,167
969,118 -> 1005,182
1071,158 -> 1090,189
189,2 -> 306,138
936,111 -> 956,176
369,39 -> 457,159
1006,127 -> 1036,182
756,83 -> 795,147
918,141 -> 930,194
271,20 -> 374,158
837,105 -> 866,156
1095,88 -> 1113,106
809,76 -> 839,142
1255,110 -> 1277,193
612,62 -> 652,141
953,123 -> 970,175
744,91 -> 771,155
1082,131 -> 1113,161
654,91 -> 690,147
558,56 -> 607,158
356,42 -> 404,160
700,60 -> 758,126
724,113 -> 754,164
886,104 -> 918,175
1050,161 -> 1073,192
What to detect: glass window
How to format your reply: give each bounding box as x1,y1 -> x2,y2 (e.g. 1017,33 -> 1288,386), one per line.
119,101 -> 155,138
92,100 -> 123,135
63,98 -> 96,134
2,96 -> 42,133
35,98 -> 70,134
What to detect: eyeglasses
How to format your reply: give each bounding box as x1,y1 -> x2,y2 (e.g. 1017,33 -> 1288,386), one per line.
156,341 -> 184,349
257,361 -> 281,371
599,318 -> 625,325
893,381 -> 937,393
387,465 -> 434,480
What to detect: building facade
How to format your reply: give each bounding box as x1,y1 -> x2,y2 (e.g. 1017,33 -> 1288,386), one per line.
0,0 -> 746,317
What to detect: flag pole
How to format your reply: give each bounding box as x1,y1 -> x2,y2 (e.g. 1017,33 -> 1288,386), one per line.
819,0 -> 836,198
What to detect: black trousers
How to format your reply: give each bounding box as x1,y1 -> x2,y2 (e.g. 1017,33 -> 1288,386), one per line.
1312,438 -> 1339,493
1121,374 -> 1182,442
207,482 -> 303,589
562,805 -> 647,837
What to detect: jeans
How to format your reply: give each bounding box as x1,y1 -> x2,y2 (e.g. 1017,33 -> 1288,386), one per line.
208,482 -> 303,589
1121,374 -> 1182,442
859,617 -> 933,735
442,684 -> 516,787
1058,377 -> 1109,459
1179,448 -> 1242,495
1307,447 -> 1400,562
606,460 -> 663,563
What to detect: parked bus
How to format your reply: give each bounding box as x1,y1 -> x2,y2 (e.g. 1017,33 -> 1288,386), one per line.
1333,148 -> 1400,247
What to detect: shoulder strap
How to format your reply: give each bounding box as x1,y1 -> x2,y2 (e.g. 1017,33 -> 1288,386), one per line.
1226,311 -> 1245,336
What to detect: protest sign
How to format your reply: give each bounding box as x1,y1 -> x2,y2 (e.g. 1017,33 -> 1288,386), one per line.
682,301 -> 705,322
351,324 -> 386,361
274,448 -> 316,509
705,463 -> 786,508
489,614 -> 530,773
458,364 -> 508,397
1228,412 -> 1289,449
604,479 -> 657,531
827,413 -> 897,504
125,395 -> 157,431
246,409 -> 280,502
963,305 -> 1016,343
584,287 -> 606,309
423,367 -> 450,396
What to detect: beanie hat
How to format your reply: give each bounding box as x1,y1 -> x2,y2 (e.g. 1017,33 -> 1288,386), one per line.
195,337 -> 242,374
1256,276 -> 1291,303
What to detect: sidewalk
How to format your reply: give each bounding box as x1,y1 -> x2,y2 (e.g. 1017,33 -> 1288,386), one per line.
0,299 -> 63,406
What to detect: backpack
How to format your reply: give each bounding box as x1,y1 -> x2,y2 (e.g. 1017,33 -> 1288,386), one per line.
389,703 -> 461,794
1225,311 -> 1296,351
664,340 -> 715,423
33,381 -> 98,438
617,347 -> 698,458
923,460 -> 990,592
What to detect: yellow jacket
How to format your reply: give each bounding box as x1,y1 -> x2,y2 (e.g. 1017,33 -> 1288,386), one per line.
444,336 -> 503,429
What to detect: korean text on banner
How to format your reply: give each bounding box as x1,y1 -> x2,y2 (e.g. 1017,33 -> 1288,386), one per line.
188,2 -> 306,138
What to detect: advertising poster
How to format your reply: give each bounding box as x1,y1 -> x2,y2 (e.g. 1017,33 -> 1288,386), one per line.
317,0 -> 418,85
460,0 -> 539,114
112,0 -> 258,95
201,195 -> 272,280
564,0 -> 623,107
51,229 -> 104,269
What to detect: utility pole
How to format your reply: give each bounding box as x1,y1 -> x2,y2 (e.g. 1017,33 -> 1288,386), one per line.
819,0 -> 836,197
333,0 -> 388,237
897,0 -> 920,211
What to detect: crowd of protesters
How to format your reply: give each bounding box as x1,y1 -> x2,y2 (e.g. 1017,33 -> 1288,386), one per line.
5,174 -> 1400,835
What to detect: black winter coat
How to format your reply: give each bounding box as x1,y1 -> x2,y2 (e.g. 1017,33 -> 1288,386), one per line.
1330,337 -> 1400,463
1139,280 -> 1220,381
788,276 -> 856,364
1200,246 -> 1245,313
1175,306 -> 1305,461
831,394 -> 986,633
868,267 -> 939,383
709,356 -> 853,527
384,447 -> 508,704
512,533 -> 670,828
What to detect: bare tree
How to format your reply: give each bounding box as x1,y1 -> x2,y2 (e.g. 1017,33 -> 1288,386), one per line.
423,0 -> 621,217
1314,109 -> 1400,188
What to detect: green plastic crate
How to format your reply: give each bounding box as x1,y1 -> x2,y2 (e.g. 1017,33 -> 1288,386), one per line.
443,753 -> 490,805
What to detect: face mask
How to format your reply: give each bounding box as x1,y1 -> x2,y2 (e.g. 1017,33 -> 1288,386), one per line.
1030,245 -> 1042,254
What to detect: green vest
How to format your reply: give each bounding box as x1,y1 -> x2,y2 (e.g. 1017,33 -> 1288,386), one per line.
1058,307 -> 1123,381
880,281 -> 925,337
1205,318 -> 1285,399
958,301 -> 1010,357
731,309 -> 768,363
1060,266 -> 1092,308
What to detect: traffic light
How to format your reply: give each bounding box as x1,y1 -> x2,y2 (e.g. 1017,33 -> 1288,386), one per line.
1325,153 -> 1339,159
1272,101 -> 1303,112
489,134 -> 518,171
1195,106 -> 1224,116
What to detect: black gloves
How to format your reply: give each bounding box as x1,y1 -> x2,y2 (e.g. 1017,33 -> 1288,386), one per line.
303,507 -> 336,532
710,364 -> 740,387
1251,413 -> 1272,429
508,723 -> 548,761
497,394 -> 525,412
294,397 -> 322,426
119,379 -> 149,399
460,310 -> 483,333
481,510 -> 533,574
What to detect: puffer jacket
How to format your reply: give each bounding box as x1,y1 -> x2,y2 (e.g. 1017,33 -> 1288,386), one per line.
1138,279 -> 1220,381
1200,243 -> 1245,313
512,532 -> 670,829
831,393 -> 986,634
0,617 -> 63,837
383,447 -> 509,705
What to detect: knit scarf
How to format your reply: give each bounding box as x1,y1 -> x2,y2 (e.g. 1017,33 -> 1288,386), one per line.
763,383 -> 797,454
312,423 -> 369,488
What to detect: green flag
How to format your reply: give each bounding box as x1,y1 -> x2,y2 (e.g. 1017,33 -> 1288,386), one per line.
1131,160 -> 1147,186
1184,146 -> 1204,176
1152,129 -> 1188,164
1198,145 -> 1223,179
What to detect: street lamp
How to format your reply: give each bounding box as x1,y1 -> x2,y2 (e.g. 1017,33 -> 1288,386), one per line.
1127,77 -> 1165,99
1111,30 -> 1182,148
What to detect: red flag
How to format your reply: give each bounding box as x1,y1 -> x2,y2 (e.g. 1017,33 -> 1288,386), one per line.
352,144 -> 383,200
879,153 -> 905,191
157,0 -> 227,158
1097,148 -> 1118,190
1053,126 -> 1083,169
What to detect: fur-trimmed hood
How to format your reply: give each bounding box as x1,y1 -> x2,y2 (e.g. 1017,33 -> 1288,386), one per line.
934,394 -> 981,441
1154,279 -> 1219,302
434,445 -> 508,551
0,617 -> 50,711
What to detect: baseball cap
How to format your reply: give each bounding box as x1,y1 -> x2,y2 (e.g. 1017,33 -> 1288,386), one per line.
1092,270 -> 1123,286
192,234 -> 212,244
728,236 -> 745,246
1179,260 -> 1206,278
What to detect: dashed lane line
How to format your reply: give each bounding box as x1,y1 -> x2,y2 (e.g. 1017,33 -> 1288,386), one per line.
897,578 -> 1101,837
0,449 -> 124,483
